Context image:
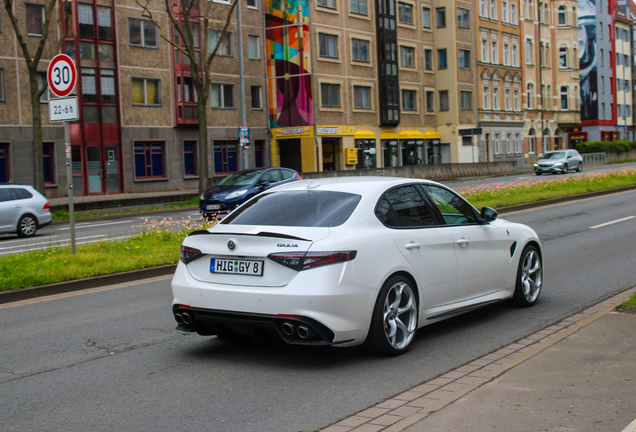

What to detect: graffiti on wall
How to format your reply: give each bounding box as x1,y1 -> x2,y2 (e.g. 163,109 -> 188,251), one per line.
265,0 -> 313,128
578,0 -> 598,121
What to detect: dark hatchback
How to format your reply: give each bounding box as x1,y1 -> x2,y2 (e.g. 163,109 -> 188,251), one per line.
199,168 -> 302,218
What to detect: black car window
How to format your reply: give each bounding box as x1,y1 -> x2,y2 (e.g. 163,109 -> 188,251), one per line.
422,185 -> 478,225
377,186 -> 436,227
260,169 -> 282,184
12,188 -> 33,200
222,191 -> 361,227
218,170 -> 262,186
280,169 -> 296,180
0,188 -> 14,202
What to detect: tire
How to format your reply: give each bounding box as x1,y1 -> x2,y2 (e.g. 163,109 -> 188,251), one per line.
366,275 -> 419,356
512,245 -> 543,307
17,214 -> 37,238
577,163 -> 582,173
535,172 -> 542,176
562,164 -> 568,174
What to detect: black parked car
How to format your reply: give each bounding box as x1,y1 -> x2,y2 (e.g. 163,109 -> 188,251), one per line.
200,168 -> 302,218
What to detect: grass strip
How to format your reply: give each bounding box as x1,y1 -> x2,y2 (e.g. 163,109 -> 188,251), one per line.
51,197 -> 200,221
616,292 -> 636,315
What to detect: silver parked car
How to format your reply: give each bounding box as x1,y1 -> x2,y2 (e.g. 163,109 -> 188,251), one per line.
0,184 -> 52,237
534,150 -> 583,175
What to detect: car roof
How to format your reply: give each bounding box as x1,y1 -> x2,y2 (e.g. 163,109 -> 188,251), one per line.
270,176 -> 442,194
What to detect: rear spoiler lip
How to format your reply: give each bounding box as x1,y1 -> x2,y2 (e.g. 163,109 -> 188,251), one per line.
188,230 -> 312,242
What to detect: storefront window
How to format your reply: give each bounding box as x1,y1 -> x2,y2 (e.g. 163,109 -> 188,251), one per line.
382,140 -> 399,167
401,140 -> 424,165
355,139 -> 376,169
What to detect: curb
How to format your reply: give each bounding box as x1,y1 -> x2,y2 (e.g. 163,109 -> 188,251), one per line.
0,264 -> 177,304
50,206 -> 200,225
320,287 -> 636,432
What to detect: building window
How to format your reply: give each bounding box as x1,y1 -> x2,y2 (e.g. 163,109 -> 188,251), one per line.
255,140 -> 264,168
494,133 -> 500,154
319,33 -> 338,58
183,141 -> 197,177
211,83 -> 235,108
438,49 -> 447,69
480,0 -> 487,17
457,8 -> 470,28
458,49 -> 471,69
400,46 -> 415,68
353,85 -> 371,109
26,4 -> 44,36
514,89 -> 520,110
483,86 -> 490,109
426,90 -> 434,112
439,90 -> 449,111
559,47 -> 567,68
214,141 -> 238,175
402,89 -> 417,111
128,19 -> 158,48
37,71 -> 49,103
209,30 -> 233,56
352,38 -> 370,62
481,39 -> 489,62
511,3 -> 517,24
505,88 -> 511,110
436,8 -> 446,28
460,90 -> 472,109
0,144 -> 8,182
398,2 -> 413,25
512,44 -> 518,66
42,143 -> 54,184
515,133 -> 521,153
503,43 -> 510,65
558,5 -> 566,25
0,68 -> 4,103
132,78 -> 161,106
424,49 -> 432,70
491,41 -> 498,64
422,7 -> 430,28
502,1 -> 509,22
317,0 -> 336,9
493,87 -> 500,110
490,0 -> 497,20
528,129 -> 535,153
251,85 -> 263,109
134,142 -> 165,179
351,0 -> 368,15
525,39 -> 532,64
246,0 -> 259,9
321,83 -> 340,107
248,35 -> 260,59
506,133 -> 513,153
560,86 -> 568,110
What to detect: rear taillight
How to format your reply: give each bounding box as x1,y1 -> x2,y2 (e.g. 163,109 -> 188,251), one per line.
296,174 -> 303,180
42,202 -> 49,211
268,251 -> 356,271
180,245 -> 204,264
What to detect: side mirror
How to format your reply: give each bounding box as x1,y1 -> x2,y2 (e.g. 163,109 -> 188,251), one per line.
259,181 -> 271,190
480,207 -> 498,223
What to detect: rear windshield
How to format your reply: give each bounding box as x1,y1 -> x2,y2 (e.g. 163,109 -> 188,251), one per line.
221,191 -> 361,227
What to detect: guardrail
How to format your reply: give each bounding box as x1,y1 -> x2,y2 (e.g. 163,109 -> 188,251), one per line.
517,156 -> 540,172
582,152 -> 606,167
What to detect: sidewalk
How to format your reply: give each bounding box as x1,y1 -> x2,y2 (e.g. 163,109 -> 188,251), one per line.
323,289 -> 636,432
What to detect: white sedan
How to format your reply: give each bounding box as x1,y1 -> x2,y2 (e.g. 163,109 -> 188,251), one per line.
171,177 -> 543,355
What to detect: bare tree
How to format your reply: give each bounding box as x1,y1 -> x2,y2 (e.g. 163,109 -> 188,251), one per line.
136,0 -> 238,194
3,0 -> 67,194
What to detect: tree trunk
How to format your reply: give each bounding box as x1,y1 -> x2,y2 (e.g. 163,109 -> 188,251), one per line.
197,94 -> 210,195
29,69 -> 45,194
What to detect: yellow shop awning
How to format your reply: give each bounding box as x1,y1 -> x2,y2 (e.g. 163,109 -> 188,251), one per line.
380,130 -> 399,139
423,130 -> 441,139
354,129 -> 376,139
398,130 -> 425,139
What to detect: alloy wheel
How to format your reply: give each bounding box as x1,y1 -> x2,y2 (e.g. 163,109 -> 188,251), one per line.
520,249 -> 542,303
18,215 -> 37,237
383,281 -> 418,350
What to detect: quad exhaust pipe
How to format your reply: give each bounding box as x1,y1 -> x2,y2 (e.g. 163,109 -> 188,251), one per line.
174,310 -> 195,331
281,322 -> 295,336
281,321 -> 315,339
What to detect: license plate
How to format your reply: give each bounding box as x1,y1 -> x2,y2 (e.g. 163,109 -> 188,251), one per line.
206,204 -> 221,210
210,258 -> 264,276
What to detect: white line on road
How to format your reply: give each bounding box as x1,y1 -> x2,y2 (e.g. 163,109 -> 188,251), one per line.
590,216 -> 636,229
0,234 -> 109,251
58,220 -> 135,230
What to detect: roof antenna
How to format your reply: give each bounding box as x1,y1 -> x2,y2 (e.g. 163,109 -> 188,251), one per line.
307,180 -> 321,190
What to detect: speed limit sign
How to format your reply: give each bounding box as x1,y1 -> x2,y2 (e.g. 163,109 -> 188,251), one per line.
47,54 -> 77,98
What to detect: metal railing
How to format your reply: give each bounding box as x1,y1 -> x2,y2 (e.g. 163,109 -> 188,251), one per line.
582,152 -> 606,167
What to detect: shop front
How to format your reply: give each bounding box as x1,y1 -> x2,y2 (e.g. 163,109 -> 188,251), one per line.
423,130 -> 447,164
398,130 -> 425,165
317,126 -> 355,171
353,130 -> 377,170
271,126 -> 315,173
380,130 -> 399,168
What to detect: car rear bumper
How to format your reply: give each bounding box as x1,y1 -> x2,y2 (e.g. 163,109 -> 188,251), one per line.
171,261 -> 378,347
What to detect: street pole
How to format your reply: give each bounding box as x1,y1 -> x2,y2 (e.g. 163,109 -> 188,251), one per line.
64,121 -> 76,254
236,0 -> 249,169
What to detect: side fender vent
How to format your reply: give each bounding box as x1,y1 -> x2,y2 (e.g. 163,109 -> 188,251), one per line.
510,241 -> 517,258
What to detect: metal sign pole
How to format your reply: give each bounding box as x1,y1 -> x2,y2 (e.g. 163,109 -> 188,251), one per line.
64,121 -> 76,254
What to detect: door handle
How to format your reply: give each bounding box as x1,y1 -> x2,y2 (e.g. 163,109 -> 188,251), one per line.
456,238 -> 471,247
405,242 -> 421,250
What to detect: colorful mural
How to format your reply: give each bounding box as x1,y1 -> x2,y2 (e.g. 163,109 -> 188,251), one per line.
265,0 -> 313,128
578,0 -> 598,121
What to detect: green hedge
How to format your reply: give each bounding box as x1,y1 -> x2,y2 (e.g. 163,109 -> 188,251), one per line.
574,140 -> 636,154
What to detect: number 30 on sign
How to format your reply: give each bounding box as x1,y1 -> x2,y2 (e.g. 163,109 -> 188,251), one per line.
47,54 -> 77,98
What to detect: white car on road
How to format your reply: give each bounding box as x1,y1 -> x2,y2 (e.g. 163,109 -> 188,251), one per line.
0,184 -> 52,237
172,177 -> 543,355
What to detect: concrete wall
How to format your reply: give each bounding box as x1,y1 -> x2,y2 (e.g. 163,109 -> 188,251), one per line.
301,161 -> 518,181
606,149 -> 636,164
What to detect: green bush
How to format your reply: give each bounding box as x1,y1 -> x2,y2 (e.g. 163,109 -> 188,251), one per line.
575,140 -> 636,154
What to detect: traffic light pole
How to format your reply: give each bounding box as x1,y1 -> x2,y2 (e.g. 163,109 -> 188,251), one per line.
64,121 -> 76,254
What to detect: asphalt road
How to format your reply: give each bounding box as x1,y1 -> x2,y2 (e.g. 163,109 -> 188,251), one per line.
1,161 -> 635,256
1,190 -> 635,431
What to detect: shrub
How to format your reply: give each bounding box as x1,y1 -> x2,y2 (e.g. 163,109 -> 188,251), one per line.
575,140 -> 636,154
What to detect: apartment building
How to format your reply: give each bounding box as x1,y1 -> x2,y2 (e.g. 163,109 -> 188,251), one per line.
614,1 -> 635,140
476,0 -> 525,162
0,0 -> 268,197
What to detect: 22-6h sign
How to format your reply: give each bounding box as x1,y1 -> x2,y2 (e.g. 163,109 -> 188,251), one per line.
47,54 -> 77,98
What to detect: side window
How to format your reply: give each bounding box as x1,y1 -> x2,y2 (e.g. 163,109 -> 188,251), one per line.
422,185 -> 478,225
0,188 -> 13,202
280,169 -> 296,180
260,169 -> 282,183
377,186 -> 436,227
13,188 -> 33,200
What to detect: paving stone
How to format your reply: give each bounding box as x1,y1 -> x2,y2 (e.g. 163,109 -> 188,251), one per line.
388,406 -> 421,417
337,416 -> 370,428
426,377 -> 455,386
407,396 -> 438,408
410,383 -> 439,394
424,389 -> 454,400
357,407 -> 390,418
440,370 -> 468,379
375,399 -> 407,410
439,382 -> 465,392
393,391 -> 426,401
369,414 -> 403,426
321,425 -> 352,432
350,424 -> 385,432
469,359 -> 492,367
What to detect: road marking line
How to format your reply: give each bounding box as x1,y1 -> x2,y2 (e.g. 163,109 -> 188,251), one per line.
590,216 -> 635,229
0,235 -> 129,255
622,419 -> 636,432
0,235 -> 107,251
58,220 -> 134,230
